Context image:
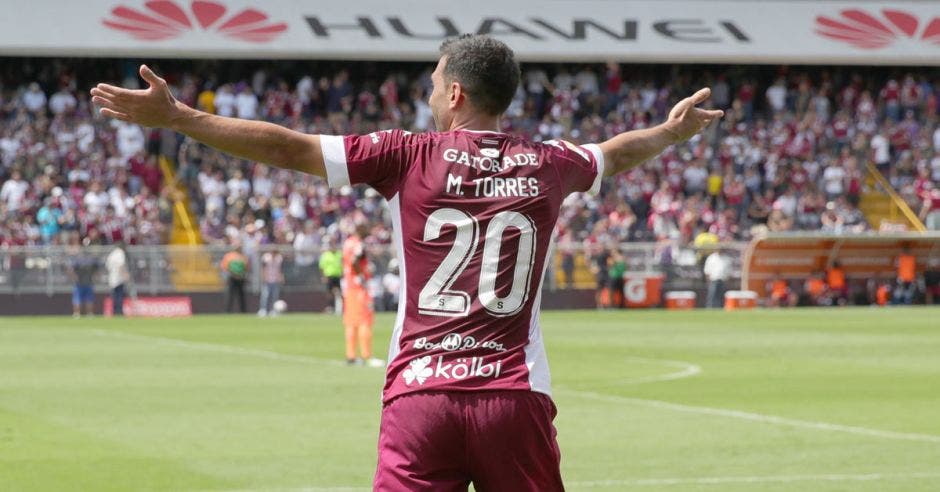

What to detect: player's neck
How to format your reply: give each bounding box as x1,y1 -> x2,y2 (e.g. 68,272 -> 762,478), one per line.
446,113 -> 501,133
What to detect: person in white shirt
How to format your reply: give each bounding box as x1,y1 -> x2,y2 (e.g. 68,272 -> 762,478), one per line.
766,78 -> 787,113
235,86 -> 258,119
200,170 -> 226,215
871,132 -> 890,168
258,250 -> 284,317
382,259 -> 401,312
703,249 -> 732,308
251,165 -> 273,197
226,169 -> 251,199
115,121 -> 145,159
83,181 -> 110,218
21,83 -> 46,113
822,161 -> 846,200
0,170 -> 29,212
49,88 -> 77,115
0,130 -> 21,166
214,85 -> 236,117
682,160 -> 709,195
105,242 -> 130,316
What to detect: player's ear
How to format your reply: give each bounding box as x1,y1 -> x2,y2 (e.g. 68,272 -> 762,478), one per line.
449,81 -> 462,110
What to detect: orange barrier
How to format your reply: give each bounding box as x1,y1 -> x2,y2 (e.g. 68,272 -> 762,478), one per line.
623,274 -> 664,308
664,291 -> 696,310
724,290 -> 758,310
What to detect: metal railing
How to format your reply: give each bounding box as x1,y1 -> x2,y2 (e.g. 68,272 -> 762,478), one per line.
865,161 -> 927,232
0,242 -> 746,296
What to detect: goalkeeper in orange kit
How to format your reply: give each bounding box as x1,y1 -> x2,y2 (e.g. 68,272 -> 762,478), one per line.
342,220 -> 384,367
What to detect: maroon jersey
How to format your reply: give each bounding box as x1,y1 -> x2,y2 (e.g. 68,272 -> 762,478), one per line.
320,129 -> 604,402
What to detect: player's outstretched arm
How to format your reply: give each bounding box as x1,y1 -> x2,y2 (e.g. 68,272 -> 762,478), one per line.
597,88 -> 723,177
90,65 -> 325,177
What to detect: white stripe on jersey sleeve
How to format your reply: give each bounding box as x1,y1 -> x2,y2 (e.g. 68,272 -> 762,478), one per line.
319,135 -> 350,188
581,143 -> 606,195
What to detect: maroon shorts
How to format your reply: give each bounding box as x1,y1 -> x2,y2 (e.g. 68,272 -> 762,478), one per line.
373,390 -> 563,491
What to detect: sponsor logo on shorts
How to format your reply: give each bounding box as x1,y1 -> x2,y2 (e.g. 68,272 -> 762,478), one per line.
402,355 -> 503,386
412,332 -> 507,353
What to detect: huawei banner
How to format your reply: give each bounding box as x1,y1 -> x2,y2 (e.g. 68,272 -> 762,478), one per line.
0,0 -> 938,64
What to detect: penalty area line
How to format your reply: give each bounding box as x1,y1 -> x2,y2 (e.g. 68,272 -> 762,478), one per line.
213,471 -> 940,491
89,329 -> 349,368
559,389 -> 940,444
569,471 -> 940,488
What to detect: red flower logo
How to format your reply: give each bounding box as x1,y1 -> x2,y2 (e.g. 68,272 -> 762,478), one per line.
815,9 -> 940,49
103,0 -> 287,43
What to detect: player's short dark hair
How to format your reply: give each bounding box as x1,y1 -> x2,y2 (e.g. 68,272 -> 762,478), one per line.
439,34 -> 520,116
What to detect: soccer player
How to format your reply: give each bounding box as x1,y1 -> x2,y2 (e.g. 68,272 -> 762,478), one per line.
90,35 -> 722,490
343,220 -> 383,367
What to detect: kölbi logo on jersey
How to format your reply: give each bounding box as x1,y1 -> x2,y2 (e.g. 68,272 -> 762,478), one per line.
102,0 -> 288,42
815,9 -> 940,50
402,355 -> 503,386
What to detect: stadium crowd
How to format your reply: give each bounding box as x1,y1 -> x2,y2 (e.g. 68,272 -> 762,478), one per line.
2,59 -> 940,257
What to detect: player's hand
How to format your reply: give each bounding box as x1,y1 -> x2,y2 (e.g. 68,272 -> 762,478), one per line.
662,88 -> 724,144
89,65 -> 182,128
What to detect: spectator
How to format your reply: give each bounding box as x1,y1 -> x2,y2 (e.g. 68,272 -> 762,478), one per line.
21,82 -> 47,113
49,86 -> 77,115
703,248 -> 731,308
0,170 -> 29,212
69,242 -> 99,318
258,250 -> 284,317
116,121 -> 146,159
221,243 -> 249,313
235,84 -> 259,120
105,241 -> 130,316
382,259 -> 401,312
214,84 -> 236,117
920,183 -> 940,230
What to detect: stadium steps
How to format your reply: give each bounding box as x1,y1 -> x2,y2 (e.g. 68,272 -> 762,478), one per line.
158,157 -> 223,291
859,162 -> 926,232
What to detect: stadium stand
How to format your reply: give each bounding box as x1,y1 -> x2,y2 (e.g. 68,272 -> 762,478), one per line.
1,59 -> 938,307
2,60 -> 937,256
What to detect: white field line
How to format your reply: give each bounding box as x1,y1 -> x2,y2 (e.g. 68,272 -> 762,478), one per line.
560,389 -> 940,444
214,471 -> 940,492
91,329 -> 349,368
618,356 -> 701,385
93,329 -> 940,444
568,471 -> 940,488
216,488 -> 370,492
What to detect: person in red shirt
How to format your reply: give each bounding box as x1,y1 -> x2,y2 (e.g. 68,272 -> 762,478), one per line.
90,35 -> 722,490
920,183 -> 940,230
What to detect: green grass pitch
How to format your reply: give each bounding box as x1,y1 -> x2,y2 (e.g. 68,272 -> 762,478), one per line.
2,308 -> 939,491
